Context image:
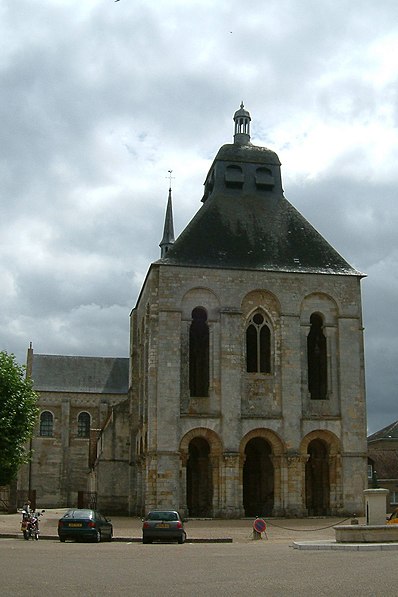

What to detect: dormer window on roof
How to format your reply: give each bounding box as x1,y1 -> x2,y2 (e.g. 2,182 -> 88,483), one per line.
225,164 -> 244,188
255,167 -> 274,190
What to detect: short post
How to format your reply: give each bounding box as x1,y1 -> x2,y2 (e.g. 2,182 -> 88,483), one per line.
252,517 -> 267,540
363,488 -> 389,525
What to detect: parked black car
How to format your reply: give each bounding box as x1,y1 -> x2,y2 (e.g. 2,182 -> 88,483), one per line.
142,510 -> 187,544
58,509 -> 113,542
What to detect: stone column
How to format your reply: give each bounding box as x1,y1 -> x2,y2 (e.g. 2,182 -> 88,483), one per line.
137,455 -> 146,516
179,453 -> 188,517
60,398 -> 70,505
220,309 -> 243,450
329,452 -> 343,513
210,454 -> 221,517
144,452 -> 158,512
286,452 -> 308,517
154,451 -> 181,511
281,314 -> 302,450
270,454 -> 283,516
223,452 -> 243,518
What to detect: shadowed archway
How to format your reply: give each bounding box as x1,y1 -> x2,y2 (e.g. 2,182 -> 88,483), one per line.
243,437 -> 274,516
305,438 -> 330,515
186,437 -> 213,517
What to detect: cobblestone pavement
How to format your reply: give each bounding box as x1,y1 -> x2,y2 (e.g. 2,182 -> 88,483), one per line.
0,509 -> 360,543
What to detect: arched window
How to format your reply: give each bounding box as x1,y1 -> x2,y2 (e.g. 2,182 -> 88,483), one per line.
189,307 -> 209,397
307,313 -> 327,399
77,412 -> 91,438
39,411 -> 54,437
246,312 -> 271,373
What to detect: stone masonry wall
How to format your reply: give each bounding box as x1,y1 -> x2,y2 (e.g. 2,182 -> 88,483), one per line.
129,263 -> 367,517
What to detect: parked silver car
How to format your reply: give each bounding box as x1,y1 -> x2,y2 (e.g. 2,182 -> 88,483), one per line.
142,510 -> 187,544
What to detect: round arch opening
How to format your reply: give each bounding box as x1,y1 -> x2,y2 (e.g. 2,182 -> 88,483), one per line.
305,438 -> 330,515
186,437 -> 213,517
243,437 -> 274,517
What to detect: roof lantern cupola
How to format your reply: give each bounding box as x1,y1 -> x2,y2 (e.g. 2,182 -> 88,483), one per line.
233,101 -> 251,145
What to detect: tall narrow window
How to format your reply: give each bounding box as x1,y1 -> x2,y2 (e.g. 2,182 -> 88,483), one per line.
189,307 -> 209,397
246,312 -> 271,373
77,412 -> 91,438
307,313 -> 327,399
39,411 -> 54,437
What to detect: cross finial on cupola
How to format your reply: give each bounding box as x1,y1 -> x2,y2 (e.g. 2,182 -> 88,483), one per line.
233,101 -> 251,145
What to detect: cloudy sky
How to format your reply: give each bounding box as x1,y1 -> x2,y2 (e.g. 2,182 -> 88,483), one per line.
1,0 -> 398,434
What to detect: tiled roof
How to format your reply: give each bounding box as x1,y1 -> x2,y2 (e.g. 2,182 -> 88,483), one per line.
368,448 -> 398,479
31,354 -> 129,394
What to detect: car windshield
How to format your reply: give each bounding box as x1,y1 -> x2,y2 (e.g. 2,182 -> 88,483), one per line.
147,511 -> 178,521
63,510 -> 93,519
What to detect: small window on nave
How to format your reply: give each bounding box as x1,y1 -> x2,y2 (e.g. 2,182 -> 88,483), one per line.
246,312 -> 271,373
39,411 -> 54,437
77,412 -> 91,438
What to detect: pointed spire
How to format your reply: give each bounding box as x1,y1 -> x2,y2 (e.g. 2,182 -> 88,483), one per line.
159,187 -> 175,258
233,101 -> 251,145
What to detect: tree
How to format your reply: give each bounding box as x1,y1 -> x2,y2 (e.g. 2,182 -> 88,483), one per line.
0,351 -> 38,486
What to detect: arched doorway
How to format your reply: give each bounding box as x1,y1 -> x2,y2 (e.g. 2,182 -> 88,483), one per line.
187,437 -> 212,517
243,437 -> 274,516
305,439 -> 330,515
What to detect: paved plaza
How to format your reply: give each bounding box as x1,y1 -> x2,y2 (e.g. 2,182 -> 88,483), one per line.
0,508 -> 352,543
3,509 -> 398,552
0,509 -> 370,543
1,525 -> 398,597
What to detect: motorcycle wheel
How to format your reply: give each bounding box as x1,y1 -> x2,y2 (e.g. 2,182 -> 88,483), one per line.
34,532 -> 39,540
23,530 -> 30,540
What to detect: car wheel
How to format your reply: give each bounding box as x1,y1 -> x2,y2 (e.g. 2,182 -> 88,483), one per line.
178,535 -> 184,544
59,537 -> 66,543
95,530 -> 101,543
143,537 -> 151,544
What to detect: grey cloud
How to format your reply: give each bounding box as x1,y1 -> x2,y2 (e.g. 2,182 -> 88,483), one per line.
2,0 -> 398,436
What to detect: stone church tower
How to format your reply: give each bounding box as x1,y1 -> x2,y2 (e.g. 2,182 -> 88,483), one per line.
129,104 -> 367,517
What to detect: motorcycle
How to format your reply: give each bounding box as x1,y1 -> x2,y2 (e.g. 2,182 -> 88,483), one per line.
21,509 -> 45,540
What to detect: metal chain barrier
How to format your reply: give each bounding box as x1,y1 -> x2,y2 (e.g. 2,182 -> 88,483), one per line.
264,516 -> 353,532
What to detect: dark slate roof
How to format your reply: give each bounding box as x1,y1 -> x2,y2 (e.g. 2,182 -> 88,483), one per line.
214,143 -> 281,166
368,420 -> 398,442
31,354 -> 129,394
368,449 -> 398,480
159,191 -> 359,275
